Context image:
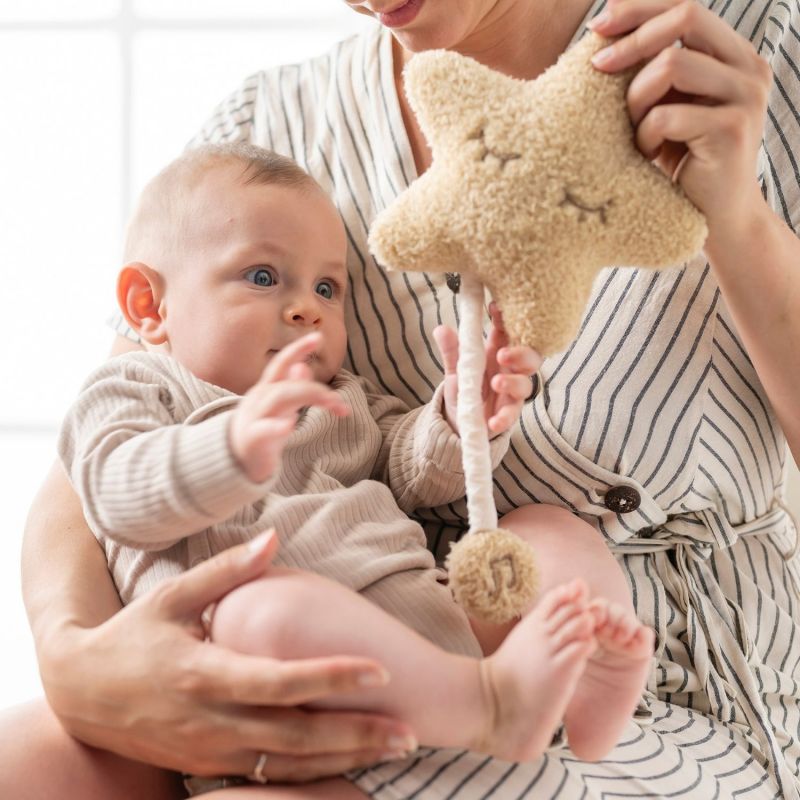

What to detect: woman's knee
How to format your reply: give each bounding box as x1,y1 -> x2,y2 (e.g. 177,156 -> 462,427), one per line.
500,503 -> 604,550
499,503 -> 631,607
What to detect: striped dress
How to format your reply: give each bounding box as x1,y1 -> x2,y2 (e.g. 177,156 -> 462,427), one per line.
117,0 -> 800,796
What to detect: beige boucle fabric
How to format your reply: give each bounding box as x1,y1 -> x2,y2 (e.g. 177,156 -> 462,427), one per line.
369,32 -> 708,357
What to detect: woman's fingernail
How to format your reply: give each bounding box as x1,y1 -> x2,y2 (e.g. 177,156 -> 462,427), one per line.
591,46 -> 615,67
246,530 -> 273,555
381,750 -> 410,761
388,735 -> 418,752
588,11 -> 610,29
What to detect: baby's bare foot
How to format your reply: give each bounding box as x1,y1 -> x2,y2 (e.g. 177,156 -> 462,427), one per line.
477,578 -> 596,762
563,599 -> 655,761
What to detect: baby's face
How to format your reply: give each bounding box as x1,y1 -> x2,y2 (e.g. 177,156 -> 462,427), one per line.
162,165 -> 348,394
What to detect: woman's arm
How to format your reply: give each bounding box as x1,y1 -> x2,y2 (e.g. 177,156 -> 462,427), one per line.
21,461 -> 415,782
590,1 -> 800,462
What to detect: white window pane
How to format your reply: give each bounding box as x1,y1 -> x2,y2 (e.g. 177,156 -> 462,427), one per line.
132,26 -> 366,196
0,0 -> 120,22
0,32 -> 121,427
134,0 -> 365,22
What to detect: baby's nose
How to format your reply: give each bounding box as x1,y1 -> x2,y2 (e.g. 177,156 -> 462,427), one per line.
284,298 -> 321,327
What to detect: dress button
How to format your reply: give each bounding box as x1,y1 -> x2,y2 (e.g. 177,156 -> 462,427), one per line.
603,485 -> 641,514
446,272 -> 461,293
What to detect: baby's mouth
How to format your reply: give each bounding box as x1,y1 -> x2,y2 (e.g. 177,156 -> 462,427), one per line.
266,349 -> 320,363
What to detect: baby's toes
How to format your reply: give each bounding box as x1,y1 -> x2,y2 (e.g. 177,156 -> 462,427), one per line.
550,610 -> 595,652
625,624 -> 656,658
537,579 -> 588,625
596,603 -> 636,645
587,598 -> 609,629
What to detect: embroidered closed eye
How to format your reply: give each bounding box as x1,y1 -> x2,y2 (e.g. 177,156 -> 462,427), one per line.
559,188 -> 612,224
466,126 -> 521,170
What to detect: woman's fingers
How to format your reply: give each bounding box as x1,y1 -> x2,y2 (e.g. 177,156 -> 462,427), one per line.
232,746 -> 409,785
591,0 -> 754,72
234,707 -> 415,759
151,531 -> 279,617
626,47 -> 749,126
199,649 -> 391,707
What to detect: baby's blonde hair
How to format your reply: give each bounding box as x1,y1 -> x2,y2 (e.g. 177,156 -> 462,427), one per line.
123,143 -> 318,269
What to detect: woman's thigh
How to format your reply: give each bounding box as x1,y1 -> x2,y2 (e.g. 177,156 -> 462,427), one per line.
0,699 -> 184,800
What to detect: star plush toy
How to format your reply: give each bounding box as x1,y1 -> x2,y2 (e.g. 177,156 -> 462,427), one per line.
369,32 -> 707,623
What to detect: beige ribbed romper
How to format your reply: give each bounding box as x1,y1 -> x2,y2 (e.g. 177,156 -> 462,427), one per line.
58,350 -> 515,658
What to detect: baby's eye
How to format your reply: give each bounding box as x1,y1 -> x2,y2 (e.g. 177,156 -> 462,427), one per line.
245,267 -> 276,287
316,280 -> 336,300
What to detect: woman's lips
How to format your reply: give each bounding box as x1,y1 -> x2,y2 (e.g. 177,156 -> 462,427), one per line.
378,0 -> 423,28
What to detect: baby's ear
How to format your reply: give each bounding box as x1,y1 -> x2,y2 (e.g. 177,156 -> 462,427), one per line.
116,263 -> 168,345
403,50 -> 522,151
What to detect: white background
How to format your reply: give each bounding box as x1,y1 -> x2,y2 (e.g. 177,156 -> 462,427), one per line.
1,0 -> 798,716
0,0 -> 372,712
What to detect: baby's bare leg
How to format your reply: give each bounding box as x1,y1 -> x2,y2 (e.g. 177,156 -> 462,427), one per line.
0,699 -> 183,800
212,567 -> 595,762
484,504 -> 654,761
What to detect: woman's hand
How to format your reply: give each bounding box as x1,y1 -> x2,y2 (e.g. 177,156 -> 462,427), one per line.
433,302 -> 542,435
589,0 -> 772,248
39,528 -> 415,783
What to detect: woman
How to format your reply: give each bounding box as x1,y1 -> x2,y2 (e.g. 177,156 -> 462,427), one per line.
8,0 -> 800,797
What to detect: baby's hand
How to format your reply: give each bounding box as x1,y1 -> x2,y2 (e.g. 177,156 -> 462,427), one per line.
229,333 -> 349,483
434,303 -> 542,436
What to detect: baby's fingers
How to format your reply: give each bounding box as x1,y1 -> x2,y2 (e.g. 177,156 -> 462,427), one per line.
488,399 -> 524,434
497,344 -> 543,377
485,302 -> 509,376
262,333 -> 323,383
491,373 -> 536,402
432,325 -> 459,376
262,381 -> 350,419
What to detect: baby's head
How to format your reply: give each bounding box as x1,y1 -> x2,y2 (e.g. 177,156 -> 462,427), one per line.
119,143 -> 349,394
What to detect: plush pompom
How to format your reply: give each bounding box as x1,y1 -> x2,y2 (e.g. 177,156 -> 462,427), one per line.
446,528 -> 539,624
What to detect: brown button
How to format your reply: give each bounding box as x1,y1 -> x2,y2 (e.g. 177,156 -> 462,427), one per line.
446,272 -> 461,293
604,485 -> 641,514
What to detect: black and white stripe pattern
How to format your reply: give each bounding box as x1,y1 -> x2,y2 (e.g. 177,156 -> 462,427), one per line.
109,0 -> 800,796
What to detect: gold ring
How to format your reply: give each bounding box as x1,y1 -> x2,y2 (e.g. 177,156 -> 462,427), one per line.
250,752 -> 269,784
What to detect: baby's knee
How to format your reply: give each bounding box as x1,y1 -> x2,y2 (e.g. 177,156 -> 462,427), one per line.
211,568 -> 324,659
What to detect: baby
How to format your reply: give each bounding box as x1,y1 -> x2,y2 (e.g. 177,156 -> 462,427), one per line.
59,143 -> 654,794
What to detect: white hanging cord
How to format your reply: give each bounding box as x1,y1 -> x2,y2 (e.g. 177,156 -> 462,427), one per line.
457,274 -> 498,533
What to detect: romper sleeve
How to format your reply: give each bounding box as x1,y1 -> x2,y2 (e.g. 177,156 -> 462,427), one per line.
57,355 -> 276,551
362,377 -> 511,513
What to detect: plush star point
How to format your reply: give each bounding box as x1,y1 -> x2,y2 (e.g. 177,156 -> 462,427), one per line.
369,32 -> 708,356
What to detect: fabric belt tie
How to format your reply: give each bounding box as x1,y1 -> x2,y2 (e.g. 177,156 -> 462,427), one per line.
608,502 -> 798,799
